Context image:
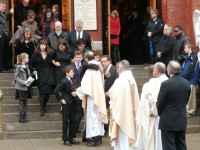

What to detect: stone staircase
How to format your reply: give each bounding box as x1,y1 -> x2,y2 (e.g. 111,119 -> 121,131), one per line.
0,65 -> 200,139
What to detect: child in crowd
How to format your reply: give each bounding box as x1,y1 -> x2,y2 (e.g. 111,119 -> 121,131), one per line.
54,66 -> 80,146
14,53 -> 32,123
52,4 -> 59,21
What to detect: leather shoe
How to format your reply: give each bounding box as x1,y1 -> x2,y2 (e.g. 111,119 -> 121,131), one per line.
87,141 -> 97,147
63,141 -> 72,146
70,139 -> 80,144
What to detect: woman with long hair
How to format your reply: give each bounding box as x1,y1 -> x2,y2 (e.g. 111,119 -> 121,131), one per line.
29,39 -> 55,116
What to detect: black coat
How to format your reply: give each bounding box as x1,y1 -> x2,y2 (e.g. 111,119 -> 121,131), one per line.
173,32 -> 190,60
29,53 -> 55,94
104,65 -> 118,92
67,30 -> 92,53
14,4 -> 32,30
157,75 -> 191,130
156,34 -> 175,66
146,18 -> 164,44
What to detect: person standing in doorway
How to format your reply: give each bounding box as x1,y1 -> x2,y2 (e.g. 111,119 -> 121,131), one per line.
110,8 -> 121,66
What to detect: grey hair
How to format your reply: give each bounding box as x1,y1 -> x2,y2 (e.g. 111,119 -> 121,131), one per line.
164,24 -> 172,32
75,19 -> 83,26
151,9 -> 158,15
84,51 -> 94,61
167,60 -> 181,74
118,60 -> 130,70
154,62 -> 166,74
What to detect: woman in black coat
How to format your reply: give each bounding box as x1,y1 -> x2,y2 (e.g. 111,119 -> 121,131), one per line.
52,40 -> 73,85
29,39 -> 55,116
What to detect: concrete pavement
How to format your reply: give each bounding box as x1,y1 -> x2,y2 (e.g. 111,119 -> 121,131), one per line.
0,134 -> 200,150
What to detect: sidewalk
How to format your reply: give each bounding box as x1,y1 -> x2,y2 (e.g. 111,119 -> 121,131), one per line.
0,134 -> 200,150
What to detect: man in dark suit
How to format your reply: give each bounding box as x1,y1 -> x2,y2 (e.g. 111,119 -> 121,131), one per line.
67,19 -> 92,53
102,55 -> 118,108
0,2 -> 14,72
14,0 -> 31,31
156,60 -> 191,150
54,66 -> 80,146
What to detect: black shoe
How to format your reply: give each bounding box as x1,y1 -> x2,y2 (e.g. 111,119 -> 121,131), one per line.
63,141 -> 72,146
70,139 -> 80,144
87,141 -> 97,147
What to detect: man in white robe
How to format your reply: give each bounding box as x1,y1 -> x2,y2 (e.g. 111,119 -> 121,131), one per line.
106,60 -> 140,150
75,51 -> 108,146
136,62 -> 168,150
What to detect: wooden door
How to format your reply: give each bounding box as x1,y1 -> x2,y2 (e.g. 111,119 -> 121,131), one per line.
62,0 -> 71,31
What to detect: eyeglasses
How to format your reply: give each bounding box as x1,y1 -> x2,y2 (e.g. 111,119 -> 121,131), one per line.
174,30 -> 179,33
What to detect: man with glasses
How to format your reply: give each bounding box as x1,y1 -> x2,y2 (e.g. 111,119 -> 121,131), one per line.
173,25 -> 190,61
67,19 -> 92,53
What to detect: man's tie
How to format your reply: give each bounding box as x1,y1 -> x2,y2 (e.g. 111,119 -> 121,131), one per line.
1,12 -> 6,19
69,79 -> 73,86
78,32 -> 80,40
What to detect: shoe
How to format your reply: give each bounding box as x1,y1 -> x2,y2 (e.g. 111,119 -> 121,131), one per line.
63,141 -> 72,146
70,139 -> 80,144
87,141 -> 97,147
40,113 -> 44,116
187,113 -> 191,118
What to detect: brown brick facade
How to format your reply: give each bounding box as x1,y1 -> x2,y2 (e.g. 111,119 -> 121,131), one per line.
162,0 -> 200,51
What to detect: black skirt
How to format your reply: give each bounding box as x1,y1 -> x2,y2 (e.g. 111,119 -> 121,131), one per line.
15,86 -> 32,100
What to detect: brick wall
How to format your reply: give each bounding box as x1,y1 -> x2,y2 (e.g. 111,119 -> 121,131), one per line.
162,0 -> 200,51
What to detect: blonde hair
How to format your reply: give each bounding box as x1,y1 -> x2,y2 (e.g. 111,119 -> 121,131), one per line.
16,53 -> 28,64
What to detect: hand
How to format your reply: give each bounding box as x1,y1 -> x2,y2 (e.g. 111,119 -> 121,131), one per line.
17,25 -> 22,29
60,99 -> 66,104
148,32 -> 152,37
105,72 -> 111,78
10,8 -> 14,14
105,92 -> 109,97
71,92 -> 77,97
157,52 -> 162,58
24,80 -> 29,86
55,62 -> 61,67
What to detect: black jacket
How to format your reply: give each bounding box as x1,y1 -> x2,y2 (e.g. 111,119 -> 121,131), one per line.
157,75 -> 191,130
54,77 -> 74,103
146,18 -> 164,43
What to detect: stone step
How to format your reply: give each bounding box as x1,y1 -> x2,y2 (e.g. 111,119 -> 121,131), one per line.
0,73 -> 14,80
0,80 -> 15,87
187,116 -> 200,125
1,87 -> 39,96
2,103 -> 60,113
2,112 -> 62,122
2,96 -> 58,104
3,121 -> 62,132
2,130 -> 62,139
186,125 -> 200,133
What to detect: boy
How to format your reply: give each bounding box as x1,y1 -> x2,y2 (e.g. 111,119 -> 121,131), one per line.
54,66 -> 79,146
181,42 -> 200,117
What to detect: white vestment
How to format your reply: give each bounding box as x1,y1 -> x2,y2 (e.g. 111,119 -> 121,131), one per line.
136,74 -> 168,150
76,92 -> 105,138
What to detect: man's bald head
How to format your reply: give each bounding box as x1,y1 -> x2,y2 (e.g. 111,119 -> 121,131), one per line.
55,21 -> 63,32
167,60 -> 181,76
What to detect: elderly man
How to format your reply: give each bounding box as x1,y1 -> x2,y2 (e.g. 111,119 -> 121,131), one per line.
157,60 -> 191,150
14,0 -> 31,31
156,24 -> 175,67
136,62 -> 168,150
173,25 -> 190,61
67,19 -> 91,53
0,2 -> 14,72
47,21 -> 68,52
106,60 -> 140,150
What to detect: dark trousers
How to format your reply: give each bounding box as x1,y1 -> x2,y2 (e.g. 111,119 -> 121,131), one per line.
39,94 -> 49,114
62,102 -> 77,141
75,98 -> 84,132
150,42 -> 158,64
161,130 -> 187,150
0,34 -> 10,71
111,44 -> 120,66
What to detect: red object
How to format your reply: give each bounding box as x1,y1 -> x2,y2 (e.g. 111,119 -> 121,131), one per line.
110,16 -> 121,45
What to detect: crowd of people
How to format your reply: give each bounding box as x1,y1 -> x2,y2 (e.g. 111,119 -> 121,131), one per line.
0,0 -> 200,149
